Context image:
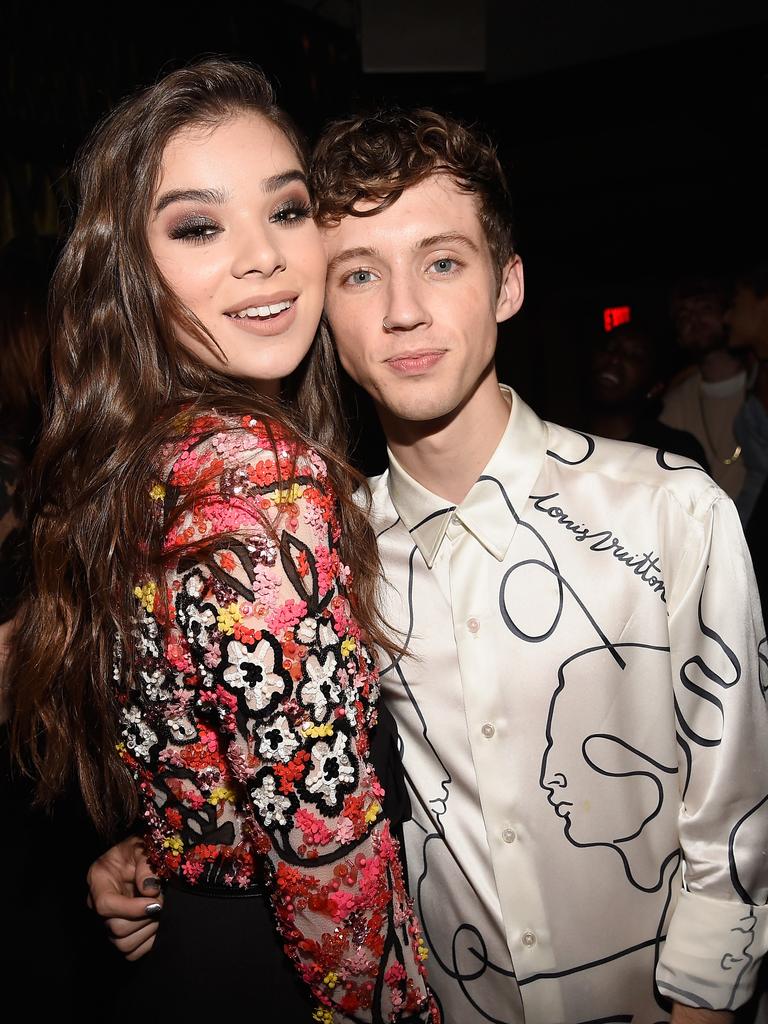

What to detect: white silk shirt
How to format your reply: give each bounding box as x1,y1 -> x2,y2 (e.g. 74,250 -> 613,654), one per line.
368,386 -> 768,1024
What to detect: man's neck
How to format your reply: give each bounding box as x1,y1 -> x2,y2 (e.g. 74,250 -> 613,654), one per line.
699,348 -> 743,383
381,373 -> 511,505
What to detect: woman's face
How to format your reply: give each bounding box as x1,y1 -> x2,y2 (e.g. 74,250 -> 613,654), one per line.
148,112 -> 327,392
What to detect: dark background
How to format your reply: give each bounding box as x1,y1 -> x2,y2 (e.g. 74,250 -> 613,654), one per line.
2,0 -> 767,1010
4,0 -> 768,450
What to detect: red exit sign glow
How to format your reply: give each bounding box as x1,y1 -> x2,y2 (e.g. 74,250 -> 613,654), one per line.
603,306 -> 631,332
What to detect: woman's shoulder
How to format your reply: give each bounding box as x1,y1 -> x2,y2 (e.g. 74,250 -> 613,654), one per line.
160,410 -> 329,492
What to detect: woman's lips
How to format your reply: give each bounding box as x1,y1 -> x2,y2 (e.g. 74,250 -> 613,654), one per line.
386,350 -> 446,375
224,299 -> 298,337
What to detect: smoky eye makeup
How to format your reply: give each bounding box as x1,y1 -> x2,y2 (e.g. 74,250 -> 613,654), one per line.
167,214 -> 221,244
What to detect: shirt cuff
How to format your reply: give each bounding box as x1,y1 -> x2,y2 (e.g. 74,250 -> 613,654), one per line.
656,890 -> 768,1010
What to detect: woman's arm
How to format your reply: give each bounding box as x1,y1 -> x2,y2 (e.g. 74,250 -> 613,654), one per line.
123,418 -> 436,1022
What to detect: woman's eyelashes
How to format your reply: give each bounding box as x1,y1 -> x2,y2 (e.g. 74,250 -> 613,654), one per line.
168,215 -> 221,245
166,197 -> 312,245
271,199 -> 312,226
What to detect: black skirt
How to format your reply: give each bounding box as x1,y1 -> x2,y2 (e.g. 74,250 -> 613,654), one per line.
113,703 -> 411,1019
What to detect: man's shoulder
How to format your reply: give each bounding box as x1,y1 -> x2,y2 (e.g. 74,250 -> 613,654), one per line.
544,420 -> 723,523
353,470 -> 397,520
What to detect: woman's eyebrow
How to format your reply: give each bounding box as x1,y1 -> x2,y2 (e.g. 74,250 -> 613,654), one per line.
261,169 -> 307,194
153,187 -> 227,215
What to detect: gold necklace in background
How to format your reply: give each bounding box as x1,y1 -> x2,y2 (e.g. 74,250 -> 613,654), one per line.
697,386 -> 743,465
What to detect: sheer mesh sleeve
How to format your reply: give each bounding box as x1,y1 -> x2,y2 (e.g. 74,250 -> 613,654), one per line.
119,414 -> 438,1023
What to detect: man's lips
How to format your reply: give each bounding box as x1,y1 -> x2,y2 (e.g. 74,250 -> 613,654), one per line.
385,350 -> 446,374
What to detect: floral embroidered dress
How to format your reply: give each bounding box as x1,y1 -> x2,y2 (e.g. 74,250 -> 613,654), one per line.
117,412 -> 437,1023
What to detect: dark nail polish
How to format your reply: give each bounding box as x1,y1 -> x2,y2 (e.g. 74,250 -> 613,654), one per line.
142,877 -> 161,892
145,902 -> 162,917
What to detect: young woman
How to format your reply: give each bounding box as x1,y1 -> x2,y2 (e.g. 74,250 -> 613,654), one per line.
10,60 -> 437,1022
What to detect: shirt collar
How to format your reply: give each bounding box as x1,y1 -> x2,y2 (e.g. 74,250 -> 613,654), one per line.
387,385 -> 550,567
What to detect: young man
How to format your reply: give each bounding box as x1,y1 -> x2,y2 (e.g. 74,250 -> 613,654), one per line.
662,278 -> 748,500
90,111 -> 767,1023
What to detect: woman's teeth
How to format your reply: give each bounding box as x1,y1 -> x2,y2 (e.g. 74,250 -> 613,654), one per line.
228,300 -> 292,319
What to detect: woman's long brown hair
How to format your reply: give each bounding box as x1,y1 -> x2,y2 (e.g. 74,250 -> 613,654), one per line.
9,59 -> 390,837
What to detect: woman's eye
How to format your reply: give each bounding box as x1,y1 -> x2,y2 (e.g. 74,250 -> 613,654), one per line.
168,218 -> 220,245
345,269 -> 377,286
271,201 -> 312,226
430,257 -> 457,274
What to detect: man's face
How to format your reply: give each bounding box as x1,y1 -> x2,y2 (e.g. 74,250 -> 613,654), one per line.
321,175 -> 523,425
591,328 -> 655,409
670,293 -> 726,353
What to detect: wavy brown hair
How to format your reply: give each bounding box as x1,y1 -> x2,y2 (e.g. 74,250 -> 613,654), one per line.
9,59 -> 390,836
311,107 -> 517,288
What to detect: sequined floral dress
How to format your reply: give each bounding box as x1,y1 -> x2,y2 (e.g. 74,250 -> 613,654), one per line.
117,412 -> 438,1023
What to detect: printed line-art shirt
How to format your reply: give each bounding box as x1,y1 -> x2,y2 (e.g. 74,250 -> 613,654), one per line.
118,412 -> 437,1024
368,386 -> 768,1024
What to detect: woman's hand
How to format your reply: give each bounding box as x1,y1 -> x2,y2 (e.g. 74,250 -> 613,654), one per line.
87,834 -> 164,961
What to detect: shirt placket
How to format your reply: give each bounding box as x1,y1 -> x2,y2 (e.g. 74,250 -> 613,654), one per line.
446,512 -> 563,1024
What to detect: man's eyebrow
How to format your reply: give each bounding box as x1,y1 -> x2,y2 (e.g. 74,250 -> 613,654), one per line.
327,246 -> 381,276
417,232 -> 479,253
262,169 -> 307,194
153,188 -> 228,215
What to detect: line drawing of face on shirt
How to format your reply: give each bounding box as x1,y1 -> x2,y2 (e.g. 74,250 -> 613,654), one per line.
540,641 -> 678,892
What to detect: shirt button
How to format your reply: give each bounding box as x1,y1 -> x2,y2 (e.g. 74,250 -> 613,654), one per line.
467,617 -> 480,634
521,930 -> 537,947
481,723 -> 495,738
502,827 -> 516,844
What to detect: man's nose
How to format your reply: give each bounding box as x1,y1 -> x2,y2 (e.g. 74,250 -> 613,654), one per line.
382,275 -> 431,332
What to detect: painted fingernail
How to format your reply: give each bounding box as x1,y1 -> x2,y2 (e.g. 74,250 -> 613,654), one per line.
145,902 -> 162,916
142,877 -> 161,892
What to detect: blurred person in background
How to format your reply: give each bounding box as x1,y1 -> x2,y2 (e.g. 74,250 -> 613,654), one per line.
588,320 -> 708,468
726,262 -> 768,612
661,277 -> 747,498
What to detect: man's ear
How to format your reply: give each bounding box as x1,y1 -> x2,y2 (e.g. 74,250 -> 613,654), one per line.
496,255 -> 524,324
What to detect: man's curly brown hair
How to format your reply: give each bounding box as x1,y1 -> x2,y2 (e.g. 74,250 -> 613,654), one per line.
311,108 -> 517,289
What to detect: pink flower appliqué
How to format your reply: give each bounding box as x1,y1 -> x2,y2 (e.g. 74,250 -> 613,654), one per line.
265,598 -> 307,635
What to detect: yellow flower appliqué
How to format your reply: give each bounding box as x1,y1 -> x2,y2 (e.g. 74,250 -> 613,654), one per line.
149,482 -> 166,502
134,580 -> 157,613
272,482 -> 304,505
302,722 -> 334,738
208,785 -> 237,806
364,800 -> 381,824
340,637 -> 356,658
162,835 -> 183,854
217,603 -> 241,635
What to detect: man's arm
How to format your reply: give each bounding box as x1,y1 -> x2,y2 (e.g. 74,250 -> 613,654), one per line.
656,490 -> 768,1011
87,835 -> 163,960
670,1006 -> 733,1024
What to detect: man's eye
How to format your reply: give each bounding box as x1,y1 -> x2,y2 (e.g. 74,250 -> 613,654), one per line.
346,269 -> 376,286
431,258 -> 457,274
